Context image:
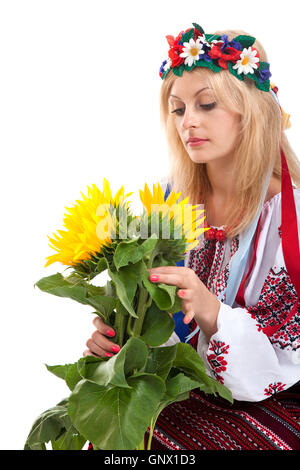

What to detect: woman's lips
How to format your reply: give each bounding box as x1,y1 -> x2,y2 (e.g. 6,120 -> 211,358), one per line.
187,138 -> 209,147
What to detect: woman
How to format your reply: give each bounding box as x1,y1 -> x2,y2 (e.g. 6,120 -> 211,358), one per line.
84,24 -> 300,450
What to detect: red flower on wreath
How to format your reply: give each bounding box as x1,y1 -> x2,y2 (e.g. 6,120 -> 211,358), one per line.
208,45 -> 241,69
168,44 -> 184,67
166,28 -> 206,69
166,34 -> 185,67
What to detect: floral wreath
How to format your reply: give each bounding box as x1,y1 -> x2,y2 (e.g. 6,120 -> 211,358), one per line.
159,23 -> 272,92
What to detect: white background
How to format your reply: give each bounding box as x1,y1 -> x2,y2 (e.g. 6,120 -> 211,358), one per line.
0,0 -> 299,450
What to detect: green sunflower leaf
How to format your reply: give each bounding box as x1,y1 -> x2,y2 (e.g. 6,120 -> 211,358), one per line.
68,374 -> 166,450
113,234 -> 158,270
140,301 -> 174,346
108,265 -> 138,318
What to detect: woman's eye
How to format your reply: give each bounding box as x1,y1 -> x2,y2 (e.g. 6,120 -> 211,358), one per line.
171,102 -> 216,115
171,108 -> 184,116
200,102 -> 216,110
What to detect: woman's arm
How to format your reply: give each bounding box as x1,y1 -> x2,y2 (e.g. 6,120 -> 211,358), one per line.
197,298 -> 300,401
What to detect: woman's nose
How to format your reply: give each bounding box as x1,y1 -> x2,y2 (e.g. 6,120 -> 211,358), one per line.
181,108 -> 201,130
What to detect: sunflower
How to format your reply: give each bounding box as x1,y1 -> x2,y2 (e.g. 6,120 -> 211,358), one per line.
139,183 -> 208,251
45,179 -> 133,268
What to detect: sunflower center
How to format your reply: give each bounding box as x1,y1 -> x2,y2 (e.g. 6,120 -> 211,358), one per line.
242,57 -> 249,66
190,47 -> 199,57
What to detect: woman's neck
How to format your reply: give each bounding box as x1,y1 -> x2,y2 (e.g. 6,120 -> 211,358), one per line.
204,175 -> 282,227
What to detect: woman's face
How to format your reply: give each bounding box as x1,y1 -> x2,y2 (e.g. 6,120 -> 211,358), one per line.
169,71 -> 241,165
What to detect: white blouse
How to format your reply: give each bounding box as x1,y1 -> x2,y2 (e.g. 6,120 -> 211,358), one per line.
161,180 -> 300,402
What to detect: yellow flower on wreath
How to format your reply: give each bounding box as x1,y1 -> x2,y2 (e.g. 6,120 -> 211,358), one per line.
45,179 -> 133,268
139,182 -> 209,251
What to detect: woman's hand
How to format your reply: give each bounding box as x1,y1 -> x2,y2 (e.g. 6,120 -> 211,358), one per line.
83,266 -> 220,355
149,266 -> 220,341
83,316 -> 121,358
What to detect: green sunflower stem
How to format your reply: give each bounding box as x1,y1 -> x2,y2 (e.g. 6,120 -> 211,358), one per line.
131,247 -> 158,338
127,315 -> 134,337
132,285 -> 149,338
147,416 -> 158,450
114,311 -> 127,348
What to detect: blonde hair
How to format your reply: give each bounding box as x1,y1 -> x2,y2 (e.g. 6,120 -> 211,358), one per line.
160,29 -> 300,238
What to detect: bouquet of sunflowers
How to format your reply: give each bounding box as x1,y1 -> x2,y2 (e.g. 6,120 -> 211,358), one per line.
24,179 -> 232,450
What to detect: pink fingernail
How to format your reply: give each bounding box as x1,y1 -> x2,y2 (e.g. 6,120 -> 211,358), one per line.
106,329 -> 115,337
149,275 -> 159,282
111,345 -> 121,353
178,290 -> 186,297
105,352 -> 114,357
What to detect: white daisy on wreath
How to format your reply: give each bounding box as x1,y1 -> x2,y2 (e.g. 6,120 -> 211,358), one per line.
233,47 -> 259,75
179,37 -> 205,66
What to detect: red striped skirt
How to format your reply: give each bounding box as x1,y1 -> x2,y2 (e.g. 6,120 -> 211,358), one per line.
146,382 -> 300,450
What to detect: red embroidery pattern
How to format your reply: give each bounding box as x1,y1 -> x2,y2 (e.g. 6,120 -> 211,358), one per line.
264,382 -> 286,397
247,266 -> 300,350
188,238 -> 217,287
207,340 -> 230,385
215,237 -> 239,301
207,242 -> 226,291
189,236 -> 239,303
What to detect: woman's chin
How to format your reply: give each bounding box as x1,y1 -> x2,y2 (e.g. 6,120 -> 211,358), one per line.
187,153 -> 210,164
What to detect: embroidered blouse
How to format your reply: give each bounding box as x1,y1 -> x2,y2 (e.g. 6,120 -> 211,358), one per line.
160,179 -> 300,402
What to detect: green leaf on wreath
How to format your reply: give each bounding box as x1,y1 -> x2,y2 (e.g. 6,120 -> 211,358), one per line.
172,64 -> 184,77
195,59 -> 222,73
180,28 -> 194,44
192,23 -> 205,34
233,35 -> 256,48
245,69 -> 270,92
205,33 -> 221,43
228,62 -> 245,81
184,63 -> 196,72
